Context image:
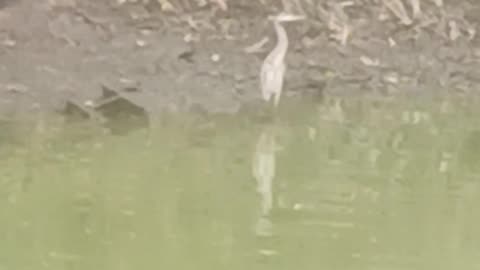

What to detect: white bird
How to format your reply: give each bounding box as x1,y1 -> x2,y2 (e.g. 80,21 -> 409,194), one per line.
260,12 -> 305,107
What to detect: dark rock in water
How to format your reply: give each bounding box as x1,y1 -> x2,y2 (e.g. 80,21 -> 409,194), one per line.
101,85 -> 119,99
94,92 -> 149,136
62,100 -> 92,122
61,85 -> 149,136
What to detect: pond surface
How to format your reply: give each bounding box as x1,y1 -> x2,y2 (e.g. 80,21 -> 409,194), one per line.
2,95 -> 480,270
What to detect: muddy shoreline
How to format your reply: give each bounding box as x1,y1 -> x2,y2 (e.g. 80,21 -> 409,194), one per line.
0,0 -> 479,125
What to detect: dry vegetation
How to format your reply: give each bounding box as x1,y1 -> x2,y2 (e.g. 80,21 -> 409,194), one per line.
110,0 -> 478,45
1,0 -> 479,118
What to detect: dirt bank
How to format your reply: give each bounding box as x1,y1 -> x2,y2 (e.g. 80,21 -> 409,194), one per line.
0,0 -> 479,123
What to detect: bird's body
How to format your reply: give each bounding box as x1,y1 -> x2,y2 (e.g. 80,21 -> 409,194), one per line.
261,21 -> 288,106
260,13 -> 304,107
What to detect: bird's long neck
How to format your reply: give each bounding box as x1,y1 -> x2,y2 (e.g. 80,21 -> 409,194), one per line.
272,20 -> 289,60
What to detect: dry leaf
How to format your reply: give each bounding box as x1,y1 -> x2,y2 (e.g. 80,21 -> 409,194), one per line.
157,0 -> 175,12
360,55 -> 380,66
388,37 -> 397,47
383,0 -> 412,25
327,3 -> 352,45
211,0 -> 227,11
244,37 -> 269,53
467,27 -> 476,40
409,0 -> 421,18
448,20 -> 460,41
431,0 -> 443,7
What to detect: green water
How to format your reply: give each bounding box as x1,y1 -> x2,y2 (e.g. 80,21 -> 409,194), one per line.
2,95 -> 480,270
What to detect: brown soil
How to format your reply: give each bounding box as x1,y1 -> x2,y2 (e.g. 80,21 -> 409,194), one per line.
0,0 -> 479,122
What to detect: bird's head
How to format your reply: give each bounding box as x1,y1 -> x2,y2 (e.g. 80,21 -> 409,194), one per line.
268,12 -> 306,23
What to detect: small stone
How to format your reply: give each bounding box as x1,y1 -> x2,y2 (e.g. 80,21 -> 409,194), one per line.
211,53 -> 220,62
3,38 -> 16,47
388,37 -> 396,47
84,100 -> 94,107
360,55 -> 380,67
136,39 -> 147,47
158,0 -> 175,12
184,33 -> 198,43
384,72 -> 399,84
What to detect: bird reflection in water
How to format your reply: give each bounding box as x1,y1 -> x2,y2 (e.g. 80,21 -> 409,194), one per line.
252,126 -> 281,237
252,10 -> 303,239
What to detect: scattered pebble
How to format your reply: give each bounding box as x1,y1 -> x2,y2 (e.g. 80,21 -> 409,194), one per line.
158,0 -> 175,12
136,39 -> 147,47
211,53 -> 220,62
184,33 -> 196,43
388,37 -> 396,47
84,100 -> 94,107
383,72 -> 399,84
359,55 -> 380,67
3,38 -> 16,47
